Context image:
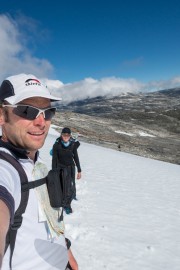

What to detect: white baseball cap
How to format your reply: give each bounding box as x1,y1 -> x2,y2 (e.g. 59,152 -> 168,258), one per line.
0,73 -> 62,105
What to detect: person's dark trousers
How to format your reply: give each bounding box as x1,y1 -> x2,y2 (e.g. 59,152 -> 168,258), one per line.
61,165 -> 75,208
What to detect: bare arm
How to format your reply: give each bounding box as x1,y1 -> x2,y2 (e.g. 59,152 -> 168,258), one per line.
68,248 -> 78,270
0,200 -> 10,269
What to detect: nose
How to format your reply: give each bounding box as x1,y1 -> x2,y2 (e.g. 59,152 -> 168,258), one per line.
33,112 -> 46,126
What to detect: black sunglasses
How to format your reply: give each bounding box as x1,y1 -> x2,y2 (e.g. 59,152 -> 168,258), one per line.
2,104 -> 56,120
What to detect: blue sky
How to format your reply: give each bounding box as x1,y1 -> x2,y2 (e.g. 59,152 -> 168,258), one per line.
0,0 -> 180,101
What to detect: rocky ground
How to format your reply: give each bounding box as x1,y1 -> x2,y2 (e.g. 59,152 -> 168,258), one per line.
52,88 -> 180,165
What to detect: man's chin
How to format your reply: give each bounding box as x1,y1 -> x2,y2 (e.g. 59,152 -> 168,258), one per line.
26,140 -> 45,152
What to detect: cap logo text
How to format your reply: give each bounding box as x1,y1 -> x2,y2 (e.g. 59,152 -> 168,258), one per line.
25,79 -> 41,86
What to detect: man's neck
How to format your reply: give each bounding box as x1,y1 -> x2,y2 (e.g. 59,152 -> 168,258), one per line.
0,138 -> 34,160
27,150 -> 36,161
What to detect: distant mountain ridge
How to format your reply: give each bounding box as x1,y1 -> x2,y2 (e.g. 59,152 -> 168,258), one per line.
53,87 -> 180,164
157,87 -> 180,96
59,87 -> 180,113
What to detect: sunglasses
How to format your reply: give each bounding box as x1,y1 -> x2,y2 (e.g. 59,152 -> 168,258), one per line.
61,133 -> 71,137
2,104 -> 56,120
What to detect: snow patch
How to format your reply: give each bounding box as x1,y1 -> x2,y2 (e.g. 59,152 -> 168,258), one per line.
115,130 -> 134,136
139,131 -> 155,137
115,130 -> 156,137
48,125 -> 60,136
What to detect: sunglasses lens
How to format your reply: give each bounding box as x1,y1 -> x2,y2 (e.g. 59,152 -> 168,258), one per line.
14,106 -> 36,120
62,134 -> 70,137
44,108 -> 56,120
13,106 -> 56,120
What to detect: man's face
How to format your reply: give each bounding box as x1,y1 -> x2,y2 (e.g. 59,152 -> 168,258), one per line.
1,97 -> 52,158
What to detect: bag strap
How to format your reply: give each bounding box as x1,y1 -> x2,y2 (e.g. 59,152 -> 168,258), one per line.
0,151 -> 29,269
0,151 -> 47,269
23,177 -> 46,190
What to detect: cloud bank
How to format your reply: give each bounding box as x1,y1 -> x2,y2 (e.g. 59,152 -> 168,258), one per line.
45,77 -> 145,103
0,14 -> 53,80
45,76 -> 180,103
0,14 -> 180,104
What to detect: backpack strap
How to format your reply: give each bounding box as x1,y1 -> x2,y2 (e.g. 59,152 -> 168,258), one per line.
0,151 -> 47,269
0,151 -> 29,269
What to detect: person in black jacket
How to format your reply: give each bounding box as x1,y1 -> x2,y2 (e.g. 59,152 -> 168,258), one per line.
52,127 -> 81,214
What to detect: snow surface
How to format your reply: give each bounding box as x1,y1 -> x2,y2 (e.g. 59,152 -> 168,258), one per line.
39,126 -> 180,270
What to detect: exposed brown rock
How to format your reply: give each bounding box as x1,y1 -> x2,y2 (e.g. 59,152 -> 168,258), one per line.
52,88 -> 180,165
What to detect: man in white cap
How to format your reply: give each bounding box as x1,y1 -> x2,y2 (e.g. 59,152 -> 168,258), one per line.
0,74 -> 78,270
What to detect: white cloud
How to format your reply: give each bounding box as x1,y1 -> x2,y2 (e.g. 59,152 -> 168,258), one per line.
0,14 -> 53,81
47,76 -> 145,103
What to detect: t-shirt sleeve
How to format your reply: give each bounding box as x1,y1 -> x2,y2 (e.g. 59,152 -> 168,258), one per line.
0,159 -> 21,224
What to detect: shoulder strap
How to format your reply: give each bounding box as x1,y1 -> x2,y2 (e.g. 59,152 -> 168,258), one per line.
0,151 -> 29,269
75,141 -> 80,149
0,151 -> 47,269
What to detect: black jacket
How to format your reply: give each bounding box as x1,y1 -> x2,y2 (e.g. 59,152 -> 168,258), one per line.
52,138 -> 81,173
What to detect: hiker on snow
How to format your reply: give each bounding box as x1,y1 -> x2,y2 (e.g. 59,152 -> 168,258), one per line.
52,127 -> 82,214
